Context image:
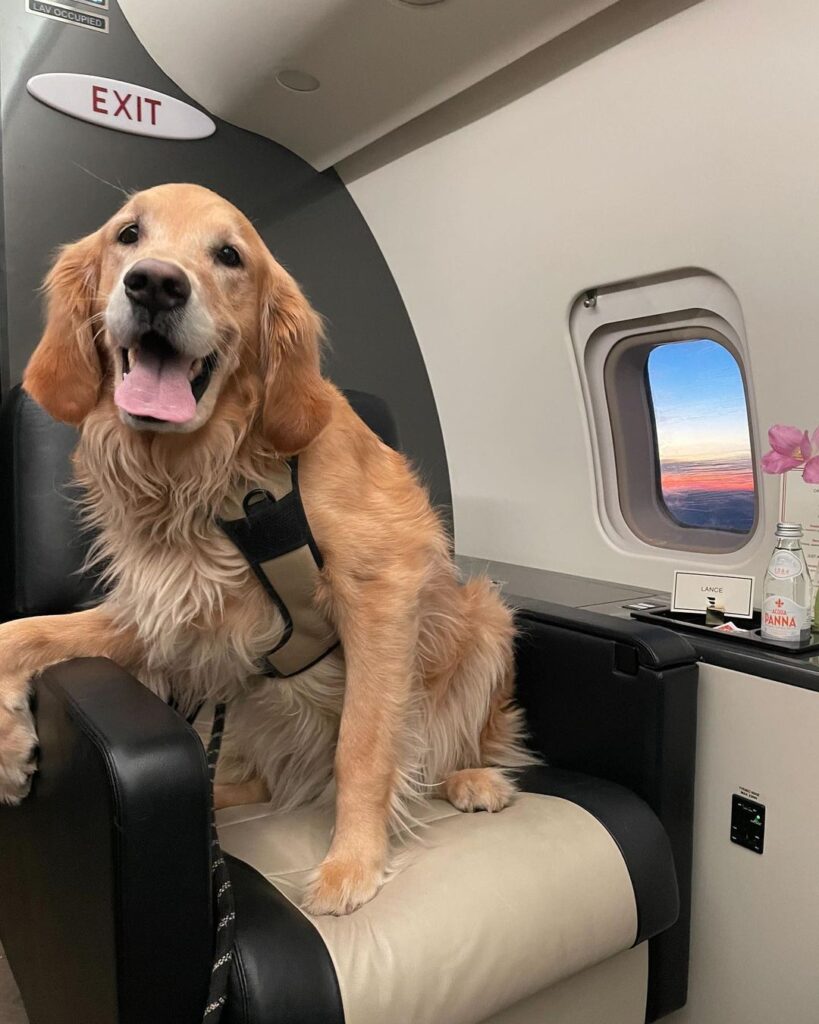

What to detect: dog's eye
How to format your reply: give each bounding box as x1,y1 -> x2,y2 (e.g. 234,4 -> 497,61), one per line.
215,245 -> 242,268
118,223 -> 139,245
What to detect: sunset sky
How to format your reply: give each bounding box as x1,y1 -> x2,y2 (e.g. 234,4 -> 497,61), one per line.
647,339 -> 754,494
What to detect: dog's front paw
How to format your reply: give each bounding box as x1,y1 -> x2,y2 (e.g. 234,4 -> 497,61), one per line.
0,689 -> 37,805
303,853 -> 386,916
444,767 -> 515,813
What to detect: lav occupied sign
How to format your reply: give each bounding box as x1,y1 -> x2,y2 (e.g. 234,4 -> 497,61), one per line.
26,74 -> 216,141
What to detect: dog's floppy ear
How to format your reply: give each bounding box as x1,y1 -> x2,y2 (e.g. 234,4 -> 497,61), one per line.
259,263 -> 333,455
23,232 -> 103,426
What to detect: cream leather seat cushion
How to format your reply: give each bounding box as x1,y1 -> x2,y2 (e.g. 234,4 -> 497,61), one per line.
217,794 -> 639,1024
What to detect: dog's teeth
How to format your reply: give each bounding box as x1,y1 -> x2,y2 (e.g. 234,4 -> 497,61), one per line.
188,358 -> 203,381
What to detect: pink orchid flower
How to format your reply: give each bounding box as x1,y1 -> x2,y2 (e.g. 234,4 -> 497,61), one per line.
761,425 -> 819,481
804,429 -> 819,482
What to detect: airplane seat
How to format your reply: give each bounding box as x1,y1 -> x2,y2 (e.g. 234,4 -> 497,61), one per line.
0,384 -> 698,1024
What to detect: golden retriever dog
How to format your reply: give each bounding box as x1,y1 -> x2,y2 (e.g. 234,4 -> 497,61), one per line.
0,183 -> 530,915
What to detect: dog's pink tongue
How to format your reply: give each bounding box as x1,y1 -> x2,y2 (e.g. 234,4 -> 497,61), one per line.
115,348 -> 196,423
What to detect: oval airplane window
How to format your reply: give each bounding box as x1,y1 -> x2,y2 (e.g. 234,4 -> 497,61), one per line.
646,339 -> 755,535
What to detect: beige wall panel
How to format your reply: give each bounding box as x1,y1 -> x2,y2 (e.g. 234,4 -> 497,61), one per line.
671,665 -> 819,1024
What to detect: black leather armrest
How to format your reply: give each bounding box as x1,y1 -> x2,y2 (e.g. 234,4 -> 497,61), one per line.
224,856 -> 344,1024
510,597 -> 697,670
513,606 -> 698,803
0,658 -> 213,1024
513,606 -> 698,1022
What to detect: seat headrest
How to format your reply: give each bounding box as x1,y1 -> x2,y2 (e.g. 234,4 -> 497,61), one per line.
343,389 -> 400,451
0,386 -> 98,618
0,386 -> 399,620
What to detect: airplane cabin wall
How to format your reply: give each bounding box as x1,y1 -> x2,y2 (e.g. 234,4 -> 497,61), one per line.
341,0 -> 818,592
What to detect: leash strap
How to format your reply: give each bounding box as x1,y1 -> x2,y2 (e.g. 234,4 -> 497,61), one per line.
202,702 -> 236,1022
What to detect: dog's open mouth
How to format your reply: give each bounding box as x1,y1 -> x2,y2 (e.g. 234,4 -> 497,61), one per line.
114,331 -> 218,424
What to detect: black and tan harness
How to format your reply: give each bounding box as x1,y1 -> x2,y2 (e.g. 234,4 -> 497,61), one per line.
217,455 -> 339,677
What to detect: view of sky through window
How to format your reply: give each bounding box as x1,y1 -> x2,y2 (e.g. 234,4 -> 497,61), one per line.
646,339 -> 755,533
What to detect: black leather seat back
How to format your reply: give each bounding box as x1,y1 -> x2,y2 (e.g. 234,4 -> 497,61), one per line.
343,388 -> 400,452
0,386 -> 97,618
0,385 -> 399,620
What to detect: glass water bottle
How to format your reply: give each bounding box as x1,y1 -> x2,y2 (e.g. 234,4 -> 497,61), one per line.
761,522 -> 812,643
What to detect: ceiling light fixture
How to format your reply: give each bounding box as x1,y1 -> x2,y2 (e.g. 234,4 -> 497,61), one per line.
275,70 -> 321,93
397,0 -> 446,6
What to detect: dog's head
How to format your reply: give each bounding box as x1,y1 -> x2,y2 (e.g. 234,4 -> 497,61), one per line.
24,183 -> 331,453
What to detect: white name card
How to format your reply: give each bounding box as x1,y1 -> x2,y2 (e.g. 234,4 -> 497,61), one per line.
671,571 -> 754,619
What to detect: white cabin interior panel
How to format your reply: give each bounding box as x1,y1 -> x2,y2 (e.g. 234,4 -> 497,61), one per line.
117,0 -> 620,169
340,0 -> 819,593
671,664 -> 819,1024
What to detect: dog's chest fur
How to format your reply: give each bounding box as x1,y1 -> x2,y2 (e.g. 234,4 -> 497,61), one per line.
113,520 -> 284,699
74,418 -> 324,703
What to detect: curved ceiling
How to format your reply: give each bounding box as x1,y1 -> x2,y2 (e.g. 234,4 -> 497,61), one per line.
119,0 -> 620,169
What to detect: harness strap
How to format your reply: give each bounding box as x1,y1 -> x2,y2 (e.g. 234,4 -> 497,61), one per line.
217,456 -> 339,677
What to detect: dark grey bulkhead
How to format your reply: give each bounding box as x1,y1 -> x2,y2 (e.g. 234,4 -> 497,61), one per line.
0,0 -> 451,517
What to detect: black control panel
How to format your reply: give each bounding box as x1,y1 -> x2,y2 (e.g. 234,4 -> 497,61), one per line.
731,794 -> 765,854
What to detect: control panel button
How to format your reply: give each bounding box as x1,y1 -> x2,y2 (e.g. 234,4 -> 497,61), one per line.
731,793 -> 765,854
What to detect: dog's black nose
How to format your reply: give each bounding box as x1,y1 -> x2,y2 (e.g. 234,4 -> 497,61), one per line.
124,259 -> 191,315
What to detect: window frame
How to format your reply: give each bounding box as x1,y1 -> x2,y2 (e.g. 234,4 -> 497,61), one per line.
570,269 -> 764,562
604,327 -> 759,552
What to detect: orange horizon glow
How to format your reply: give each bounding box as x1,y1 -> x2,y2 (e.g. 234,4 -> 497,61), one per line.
660,465 -> 755,493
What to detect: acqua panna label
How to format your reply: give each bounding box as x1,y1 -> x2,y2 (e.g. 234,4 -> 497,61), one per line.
762,594 -> 810,641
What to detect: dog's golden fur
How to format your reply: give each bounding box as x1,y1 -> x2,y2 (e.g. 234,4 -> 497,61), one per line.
0,184 -> 531,914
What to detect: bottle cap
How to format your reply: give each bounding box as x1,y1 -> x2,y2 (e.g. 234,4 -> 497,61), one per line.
775,522 -> 803,538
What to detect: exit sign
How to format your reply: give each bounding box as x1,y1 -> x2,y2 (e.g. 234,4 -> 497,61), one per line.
26,73 -> 216,141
